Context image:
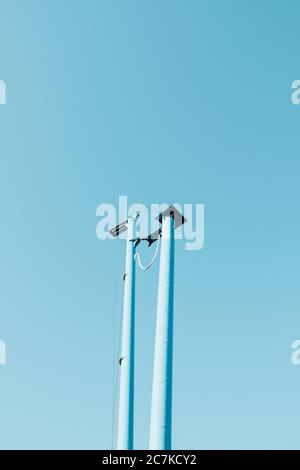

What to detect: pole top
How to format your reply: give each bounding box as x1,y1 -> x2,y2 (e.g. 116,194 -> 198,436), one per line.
156,205 -> 186,229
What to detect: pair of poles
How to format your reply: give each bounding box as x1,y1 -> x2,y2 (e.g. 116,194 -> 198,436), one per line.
113,206 -> 185,450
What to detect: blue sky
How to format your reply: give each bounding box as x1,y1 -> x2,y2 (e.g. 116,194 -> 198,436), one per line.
1,0 -> 300,449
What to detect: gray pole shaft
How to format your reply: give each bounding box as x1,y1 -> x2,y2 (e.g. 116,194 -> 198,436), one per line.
149,215 -> 175,450
117,218 -> 136,450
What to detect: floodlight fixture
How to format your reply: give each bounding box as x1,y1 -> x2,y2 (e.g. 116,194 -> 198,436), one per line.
156,205 -> 186,229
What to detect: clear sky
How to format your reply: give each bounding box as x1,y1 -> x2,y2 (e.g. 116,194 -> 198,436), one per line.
1,0 -> 300,450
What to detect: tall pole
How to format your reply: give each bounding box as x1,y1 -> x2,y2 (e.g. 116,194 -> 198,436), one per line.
149,214 -> 175,450
117,215 -> 138,450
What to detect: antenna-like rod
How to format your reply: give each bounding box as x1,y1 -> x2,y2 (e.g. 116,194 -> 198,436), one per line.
116,213 -> 139,450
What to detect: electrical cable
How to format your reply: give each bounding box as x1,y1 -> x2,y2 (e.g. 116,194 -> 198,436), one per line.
135,236 -> 161,270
